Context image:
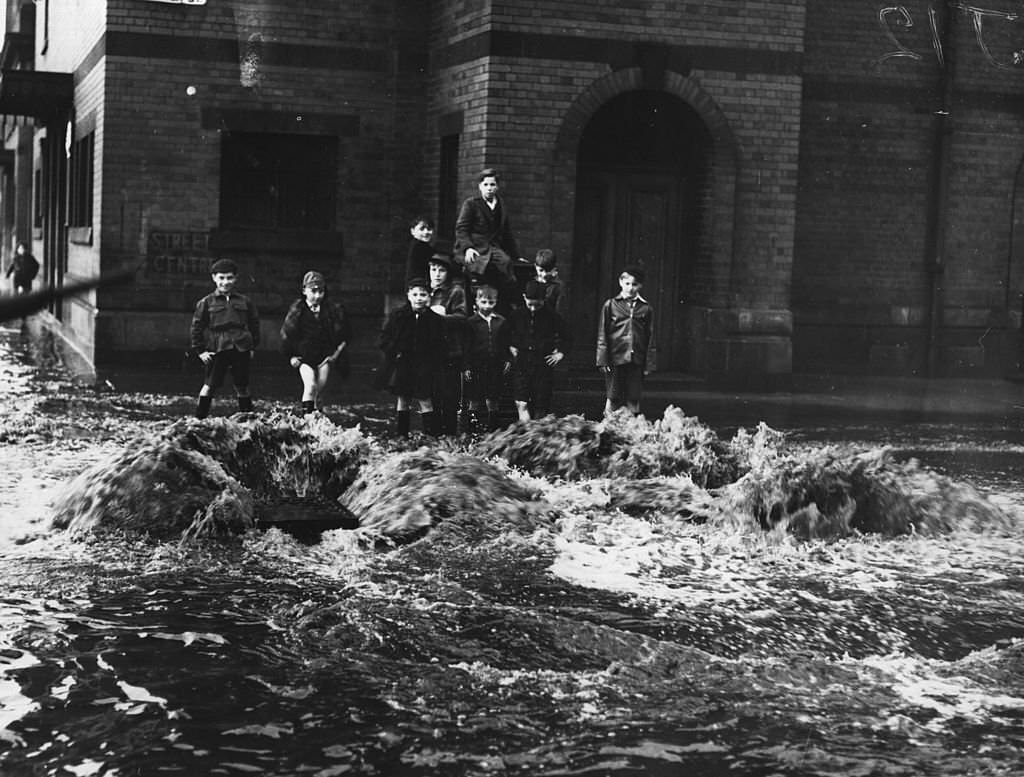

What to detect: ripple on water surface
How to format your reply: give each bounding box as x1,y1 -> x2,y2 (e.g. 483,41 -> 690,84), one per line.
0,398 -> 1022,775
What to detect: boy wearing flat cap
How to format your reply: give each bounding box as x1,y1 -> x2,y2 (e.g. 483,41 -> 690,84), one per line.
189,258 -> 261,418
507,279 -> 571,421
280,270 -> 351,415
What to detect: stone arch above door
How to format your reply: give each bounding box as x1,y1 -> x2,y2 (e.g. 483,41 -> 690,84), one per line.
552,67 -> 739,311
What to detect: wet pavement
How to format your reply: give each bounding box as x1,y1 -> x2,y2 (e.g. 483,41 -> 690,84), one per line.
97,347 -> 1024,436
5,315 -> 1023,435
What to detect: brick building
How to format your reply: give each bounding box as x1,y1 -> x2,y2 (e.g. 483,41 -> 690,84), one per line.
1,0 -> 1023,380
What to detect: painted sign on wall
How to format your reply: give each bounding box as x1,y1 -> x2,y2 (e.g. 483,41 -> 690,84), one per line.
147,231 -> 212,274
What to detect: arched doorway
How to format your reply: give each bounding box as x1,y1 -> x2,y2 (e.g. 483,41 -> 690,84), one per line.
570,90 -> 712,372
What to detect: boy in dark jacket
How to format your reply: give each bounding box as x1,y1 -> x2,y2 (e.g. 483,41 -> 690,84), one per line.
532,248 -> 563,314
428,253 -> 468,435
404,215 -> 436,282
462,284 -> 511,432
189,258 -> 260,418
454,168 -> 525,312
377,276 -> 447,437
507,280 -> 571,421
596,265 -> 656,416
280,270 -> 351,414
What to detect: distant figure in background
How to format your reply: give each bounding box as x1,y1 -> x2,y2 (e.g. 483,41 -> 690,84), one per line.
189,258 -> 261,419
376,276 -> 447,437
508,280 -> 571,421
404,215 -> 436,282
280,270 -> 351,415
6,242 -> 39,295
596,265 -> 656,416
454,168 -> 525,310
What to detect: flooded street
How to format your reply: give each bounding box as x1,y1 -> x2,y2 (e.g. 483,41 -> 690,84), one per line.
1,325 -> 1022,776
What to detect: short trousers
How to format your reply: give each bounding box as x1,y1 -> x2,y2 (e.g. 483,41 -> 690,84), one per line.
513,363 -> 554,414
605,362 -> 644,402
204,348 -> 252,391
463,361 -> 507,403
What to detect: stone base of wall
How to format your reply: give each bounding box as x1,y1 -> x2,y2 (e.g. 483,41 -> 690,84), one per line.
687,306 -> 793,387
795,322 -> 1020,378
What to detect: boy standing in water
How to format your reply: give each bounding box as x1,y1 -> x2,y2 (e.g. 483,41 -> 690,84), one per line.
189,258 -> 261,418
508,280 -> 571,421
462,284 -> 511,432
377,276 -> 447,437
280,271 -> 351,415
596,265 -> 656,416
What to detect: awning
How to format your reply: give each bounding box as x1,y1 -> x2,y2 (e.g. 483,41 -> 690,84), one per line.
0,69 -> 73,119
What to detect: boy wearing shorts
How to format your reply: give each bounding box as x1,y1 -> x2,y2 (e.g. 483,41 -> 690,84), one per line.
189,258 -> 260,418
596,265 -> 656,416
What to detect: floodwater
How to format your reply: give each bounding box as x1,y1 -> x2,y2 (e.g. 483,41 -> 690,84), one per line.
1,326 -> 1022,777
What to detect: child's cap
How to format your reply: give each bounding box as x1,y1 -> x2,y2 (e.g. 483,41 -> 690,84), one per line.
406,276 -> 429,291
475,283 -> 498,298
523,280 -> 546,301
302,270 -> 325,290
428,253 -> 453,269
621,264 -> 645,284
210,258 -> 238,275
534,248 -> 557,269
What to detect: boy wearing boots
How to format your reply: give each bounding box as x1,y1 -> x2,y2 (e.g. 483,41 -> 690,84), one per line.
280,270 -> 351,415
462,284 -> 511,432
377,276 -> 447,437
189,258 -> 261,418
428,253 -> 468,436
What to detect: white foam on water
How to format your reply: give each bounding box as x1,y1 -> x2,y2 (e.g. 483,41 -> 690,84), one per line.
0,646 -> 40,746
858,652 -> 1024,732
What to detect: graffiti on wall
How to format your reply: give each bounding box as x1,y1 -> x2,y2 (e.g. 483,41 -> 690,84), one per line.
874,2 -> 1024,68
147,231 -> 212,275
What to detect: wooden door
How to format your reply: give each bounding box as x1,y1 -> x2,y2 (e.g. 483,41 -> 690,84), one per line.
571,170 -> 690,371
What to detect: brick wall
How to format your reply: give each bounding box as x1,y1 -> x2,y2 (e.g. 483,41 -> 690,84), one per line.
84,0 -> 433,358
796,0 -> 1024,376
427,0 -> 805,373
42,0 -> 1024,377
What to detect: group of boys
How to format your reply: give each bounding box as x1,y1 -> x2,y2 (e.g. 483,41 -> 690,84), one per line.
188,214 -> 656,432
382,242 -> 571,436
382,214 -> 657,436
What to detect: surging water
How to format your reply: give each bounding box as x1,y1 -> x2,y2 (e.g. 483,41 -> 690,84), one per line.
1,329 -> 1022,776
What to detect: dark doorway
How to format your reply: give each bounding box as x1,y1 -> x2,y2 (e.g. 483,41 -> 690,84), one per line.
571,90 -> 711,371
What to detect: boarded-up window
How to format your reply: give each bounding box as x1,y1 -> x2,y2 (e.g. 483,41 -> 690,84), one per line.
220,132 -> 337,230
68,132 -> 94,228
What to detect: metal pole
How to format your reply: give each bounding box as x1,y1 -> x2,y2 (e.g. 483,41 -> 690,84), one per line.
924,0 -> 956,378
